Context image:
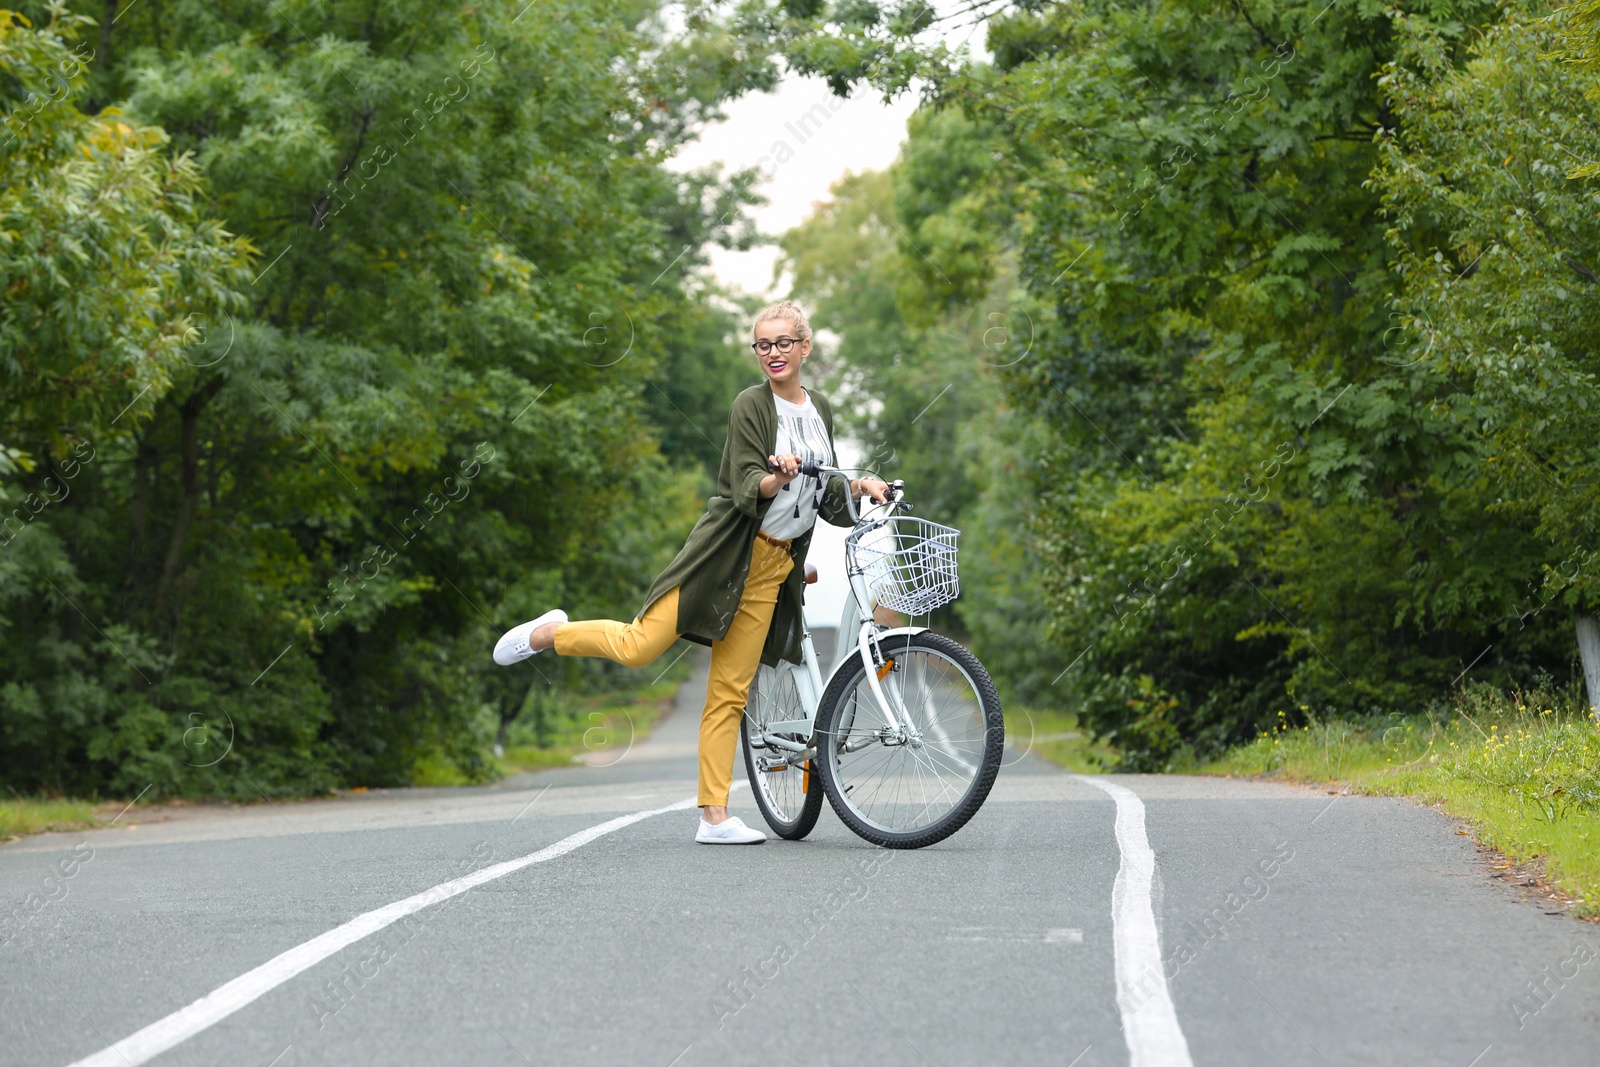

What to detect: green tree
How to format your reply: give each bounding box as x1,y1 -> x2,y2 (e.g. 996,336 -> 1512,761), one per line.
0,9 -> 263,795
0,8 -> 251,465
765,0 -> 1575,765
1374,1 -> 1600,713
0,0 -> 770,796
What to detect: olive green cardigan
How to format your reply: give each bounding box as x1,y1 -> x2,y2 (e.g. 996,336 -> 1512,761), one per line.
640,382 -> 853,666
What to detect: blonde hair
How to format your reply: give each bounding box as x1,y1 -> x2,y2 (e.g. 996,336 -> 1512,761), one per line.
753,300 -> 812,341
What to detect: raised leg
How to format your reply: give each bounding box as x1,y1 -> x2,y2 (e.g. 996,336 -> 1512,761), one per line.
553,588 -> 681,668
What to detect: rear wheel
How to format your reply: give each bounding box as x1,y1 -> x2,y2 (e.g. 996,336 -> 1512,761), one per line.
741,663 -> 824,840
816,631 -> 1003,849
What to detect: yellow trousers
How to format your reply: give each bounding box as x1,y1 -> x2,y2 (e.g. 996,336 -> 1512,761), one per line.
553,536 -> 795,806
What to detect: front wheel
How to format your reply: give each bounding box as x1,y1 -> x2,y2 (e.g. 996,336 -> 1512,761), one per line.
815,631 -> 1003,849
741,663 -> 825,840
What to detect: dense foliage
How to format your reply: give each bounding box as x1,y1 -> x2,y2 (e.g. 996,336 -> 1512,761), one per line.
8,0 -> 1600,792
0,1 -> 762,796
765,0 -> 1600,765
1376,4 -> 1600,627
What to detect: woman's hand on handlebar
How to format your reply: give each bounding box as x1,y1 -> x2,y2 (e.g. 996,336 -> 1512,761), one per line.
768,453 -> 803,477
852,477 -> 891,503
760,453 -> 803,499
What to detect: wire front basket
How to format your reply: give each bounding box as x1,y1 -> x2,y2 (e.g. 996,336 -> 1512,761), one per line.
846,515 -> 961,617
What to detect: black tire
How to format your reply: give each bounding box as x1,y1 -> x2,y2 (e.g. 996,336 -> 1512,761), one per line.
741,665 -> 825,840
815,630 -> 1003,849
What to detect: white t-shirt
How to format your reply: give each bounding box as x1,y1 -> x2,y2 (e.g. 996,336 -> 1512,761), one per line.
760,390 -> 834,542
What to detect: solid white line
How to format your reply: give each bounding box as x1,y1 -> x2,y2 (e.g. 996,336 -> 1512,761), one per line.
64,796 -> 697,1067
1077,777 -> 1194,1067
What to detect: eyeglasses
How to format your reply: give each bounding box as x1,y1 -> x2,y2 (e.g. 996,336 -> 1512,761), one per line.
751,337 -> 801,356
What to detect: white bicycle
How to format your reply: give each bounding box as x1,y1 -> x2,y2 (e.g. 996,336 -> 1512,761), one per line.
741,462 -> 1004,849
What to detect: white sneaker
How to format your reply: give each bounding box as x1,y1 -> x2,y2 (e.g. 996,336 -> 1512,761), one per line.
492,609 -> 568,666
695,815 -> 766,844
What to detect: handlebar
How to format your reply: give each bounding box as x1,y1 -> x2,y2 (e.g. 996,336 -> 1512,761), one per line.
767,458 -> 907,524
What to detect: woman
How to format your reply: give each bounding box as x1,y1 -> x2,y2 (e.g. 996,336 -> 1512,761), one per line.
493,301 -> 889,844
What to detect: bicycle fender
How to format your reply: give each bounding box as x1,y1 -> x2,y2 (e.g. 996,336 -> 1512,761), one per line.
818,625 -> 930,698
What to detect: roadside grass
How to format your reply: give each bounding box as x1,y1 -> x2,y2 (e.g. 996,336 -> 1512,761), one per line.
0,797 -> 98,842
410,754 -> 478,788
497,676 -> 686,776
409,647 -> 698,785
1005,706 -> 1118,773
4,658 -> 699,839
1204,681 -> 1600,916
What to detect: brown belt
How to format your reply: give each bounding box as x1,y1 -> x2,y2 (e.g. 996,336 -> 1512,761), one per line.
755,529 -> 793,550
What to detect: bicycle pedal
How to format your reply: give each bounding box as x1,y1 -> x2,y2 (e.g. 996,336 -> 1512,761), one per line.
761,764 -> 788,773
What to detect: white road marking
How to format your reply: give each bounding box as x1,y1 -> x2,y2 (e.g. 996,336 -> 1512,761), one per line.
1078,777 -> 1194,1067
944,927 -> 1083,943
64,796 -> 698,1067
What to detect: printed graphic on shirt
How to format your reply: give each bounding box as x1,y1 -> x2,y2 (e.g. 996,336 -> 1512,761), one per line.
761,396 -> 834,541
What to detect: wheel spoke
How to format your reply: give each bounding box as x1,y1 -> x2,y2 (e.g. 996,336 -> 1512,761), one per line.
743,663 -> 818,833
823,639 -> 1001,840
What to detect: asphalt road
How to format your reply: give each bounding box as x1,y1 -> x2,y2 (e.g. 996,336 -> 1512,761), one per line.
3,652 -> 1598,1066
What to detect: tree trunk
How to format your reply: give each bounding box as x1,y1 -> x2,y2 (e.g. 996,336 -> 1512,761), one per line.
495,703 -> 514,759
154,377 -> 224,615
531,682 -> 550,748
130,443 -> 151,545
496,676 -> 542,757
1576,612 -> 1600,723
130,439 -> 155,585
99,0 -> 114,72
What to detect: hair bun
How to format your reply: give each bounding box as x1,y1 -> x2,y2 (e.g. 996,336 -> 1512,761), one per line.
753,300 -> 811,341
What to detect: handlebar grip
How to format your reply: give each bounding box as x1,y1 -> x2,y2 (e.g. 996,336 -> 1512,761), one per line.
767,457 -> 824,478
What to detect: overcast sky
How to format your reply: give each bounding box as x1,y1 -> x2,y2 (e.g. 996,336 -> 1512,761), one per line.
668,9 -> 990,297
668,77 -> 917,298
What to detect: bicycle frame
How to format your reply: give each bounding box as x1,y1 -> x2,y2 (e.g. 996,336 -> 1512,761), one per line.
749,465 -> 929,760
